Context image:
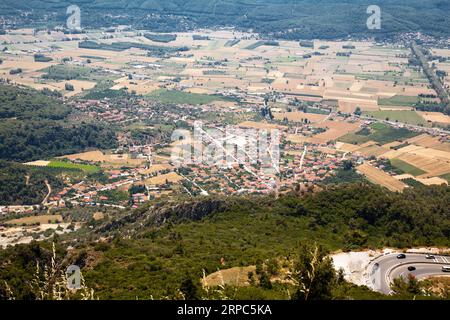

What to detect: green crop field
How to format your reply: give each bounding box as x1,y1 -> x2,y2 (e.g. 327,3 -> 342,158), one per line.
390,159 -> 426,176
400,178 -> 425,188
378,95 -> 419,107
363,110 -> 427,126
370,122 -> 386,130
48,161 -> 100,173
339,123 -> 420,145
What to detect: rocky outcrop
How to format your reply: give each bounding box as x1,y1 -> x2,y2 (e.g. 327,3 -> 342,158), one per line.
96,198 -> 228,235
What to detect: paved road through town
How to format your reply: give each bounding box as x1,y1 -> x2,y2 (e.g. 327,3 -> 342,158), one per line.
368,253 -> 450,294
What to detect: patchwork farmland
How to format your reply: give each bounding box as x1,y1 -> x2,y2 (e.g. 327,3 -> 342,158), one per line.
1,28 -> 450,195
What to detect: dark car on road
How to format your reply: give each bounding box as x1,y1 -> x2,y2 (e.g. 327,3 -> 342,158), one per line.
397,254 -> 406,259
425,254 -> 435,259
407,266 -> 416,271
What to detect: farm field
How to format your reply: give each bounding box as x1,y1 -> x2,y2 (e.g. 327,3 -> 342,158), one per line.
338,123 -> 420,145
406,134 -> 450,152
61,150 -> 110,162
0,29 -> 440,116
238,121 -> 287,130
285,134 -> 307,144
378,95 -> 419,107
363,110 -> 428,126
357,163 -> 407,192
381,144 -> 450,179
144,172 -> 183,185
418,112 -> 450,125
397,155 -> 450,178
48,161 -> 100,173
142,164 -> 174,175
390,158 -> 426,176
147,89 -> 232,104
395,174 -> 448,186
111,77 -> 159,95
61,150 -> 147,167
273,111 -> 328,123
308,120 -> 361,144
356,144 -> 390,158
335,142 -> 362,153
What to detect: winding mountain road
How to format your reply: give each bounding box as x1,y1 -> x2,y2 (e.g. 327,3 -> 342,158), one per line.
368,253 -> 450,294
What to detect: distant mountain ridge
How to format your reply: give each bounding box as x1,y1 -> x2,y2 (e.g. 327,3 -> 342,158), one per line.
2,0 -> 450,39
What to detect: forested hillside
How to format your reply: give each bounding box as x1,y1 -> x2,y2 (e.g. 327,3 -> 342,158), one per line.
0,84 -> 117,162
1,183 -> 448,299
2,0 -> 450,39
0,161 -> 63,205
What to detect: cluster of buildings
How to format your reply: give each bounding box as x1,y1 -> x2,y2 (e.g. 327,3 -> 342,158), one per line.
0,205 -> 35,215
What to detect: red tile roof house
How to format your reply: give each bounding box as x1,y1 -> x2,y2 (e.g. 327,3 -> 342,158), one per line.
132,193 -> 147,203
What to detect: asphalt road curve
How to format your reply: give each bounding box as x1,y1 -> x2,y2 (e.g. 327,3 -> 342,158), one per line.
368,253 -> 450,294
